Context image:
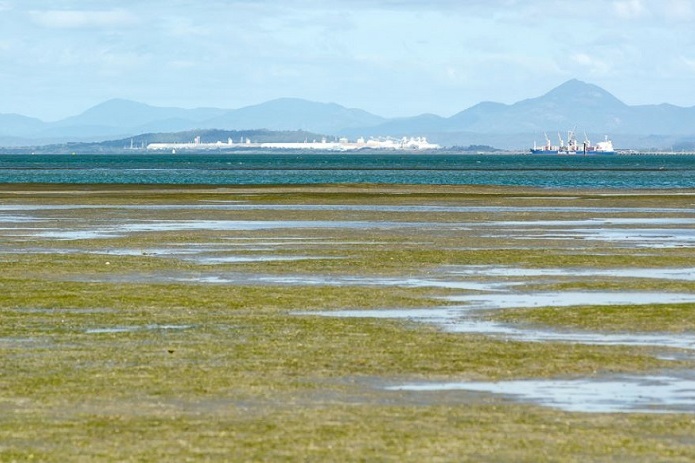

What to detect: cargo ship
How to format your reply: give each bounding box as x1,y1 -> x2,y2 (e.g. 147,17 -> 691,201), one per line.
531,130 -> 615,155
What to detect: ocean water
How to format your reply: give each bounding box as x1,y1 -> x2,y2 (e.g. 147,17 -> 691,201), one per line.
1,153 -> 694,188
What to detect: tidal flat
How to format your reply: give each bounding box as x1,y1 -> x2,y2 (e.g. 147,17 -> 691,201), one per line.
2,183 -> 695,461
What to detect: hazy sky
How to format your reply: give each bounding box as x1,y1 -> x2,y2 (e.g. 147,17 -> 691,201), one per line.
2,0 -> 695,121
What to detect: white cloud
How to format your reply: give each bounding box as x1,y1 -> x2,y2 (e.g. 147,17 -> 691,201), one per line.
29,9 -> 140,29
613,0 -> 649,19
682,56 -> 695,73
661,0 -> 695,20
612,0 -> 695,21
2,0 -> 695,119
570,53 -> 611,75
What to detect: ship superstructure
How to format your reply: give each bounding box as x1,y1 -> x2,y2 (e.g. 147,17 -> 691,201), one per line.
531,130 -> 615,155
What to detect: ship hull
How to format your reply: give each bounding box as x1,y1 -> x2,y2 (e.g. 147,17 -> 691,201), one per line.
530,149 -> 616,155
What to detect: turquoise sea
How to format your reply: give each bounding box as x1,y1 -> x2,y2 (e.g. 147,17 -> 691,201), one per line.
1,153 -> 694,188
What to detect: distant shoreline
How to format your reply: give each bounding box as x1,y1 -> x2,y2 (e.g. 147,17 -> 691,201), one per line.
2,147 -> 695,156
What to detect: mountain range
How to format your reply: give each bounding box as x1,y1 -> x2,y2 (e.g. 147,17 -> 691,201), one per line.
2,79 -> 695,150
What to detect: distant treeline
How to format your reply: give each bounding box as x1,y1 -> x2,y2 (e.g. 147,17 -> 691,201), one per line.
112,129 -> 330,146
449,145 -> 502,153
0,129 -> 332,154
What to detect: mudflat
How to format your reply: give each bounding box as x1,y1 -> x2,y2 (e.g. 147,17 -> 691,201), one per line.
2,184 -> 695,461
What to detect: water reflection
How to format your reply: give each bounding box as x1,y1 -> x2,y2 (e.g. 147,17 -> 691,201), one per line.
389,373 -> 695,414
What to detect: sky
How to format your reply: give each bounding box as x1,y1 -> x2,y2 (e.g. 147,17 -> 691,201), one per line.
1,0 -> 695,121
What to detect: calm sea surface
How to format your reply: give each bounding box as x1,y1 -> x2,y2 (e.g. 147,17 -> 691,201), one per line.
1,153 -> 694,189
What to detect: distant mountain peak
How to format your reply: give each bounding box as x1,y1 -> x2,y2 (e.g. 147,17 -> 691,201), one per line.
246,97 -> 361,112
558,78 -> 588,87
548,78 -> 602,94
539,79 -> 626,108
83,98 -> 153,113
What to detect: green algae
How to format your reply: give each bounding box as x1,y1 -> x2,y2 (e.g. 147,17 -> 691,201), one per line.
2,184 -> 695,461
493,302 -> 695,333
